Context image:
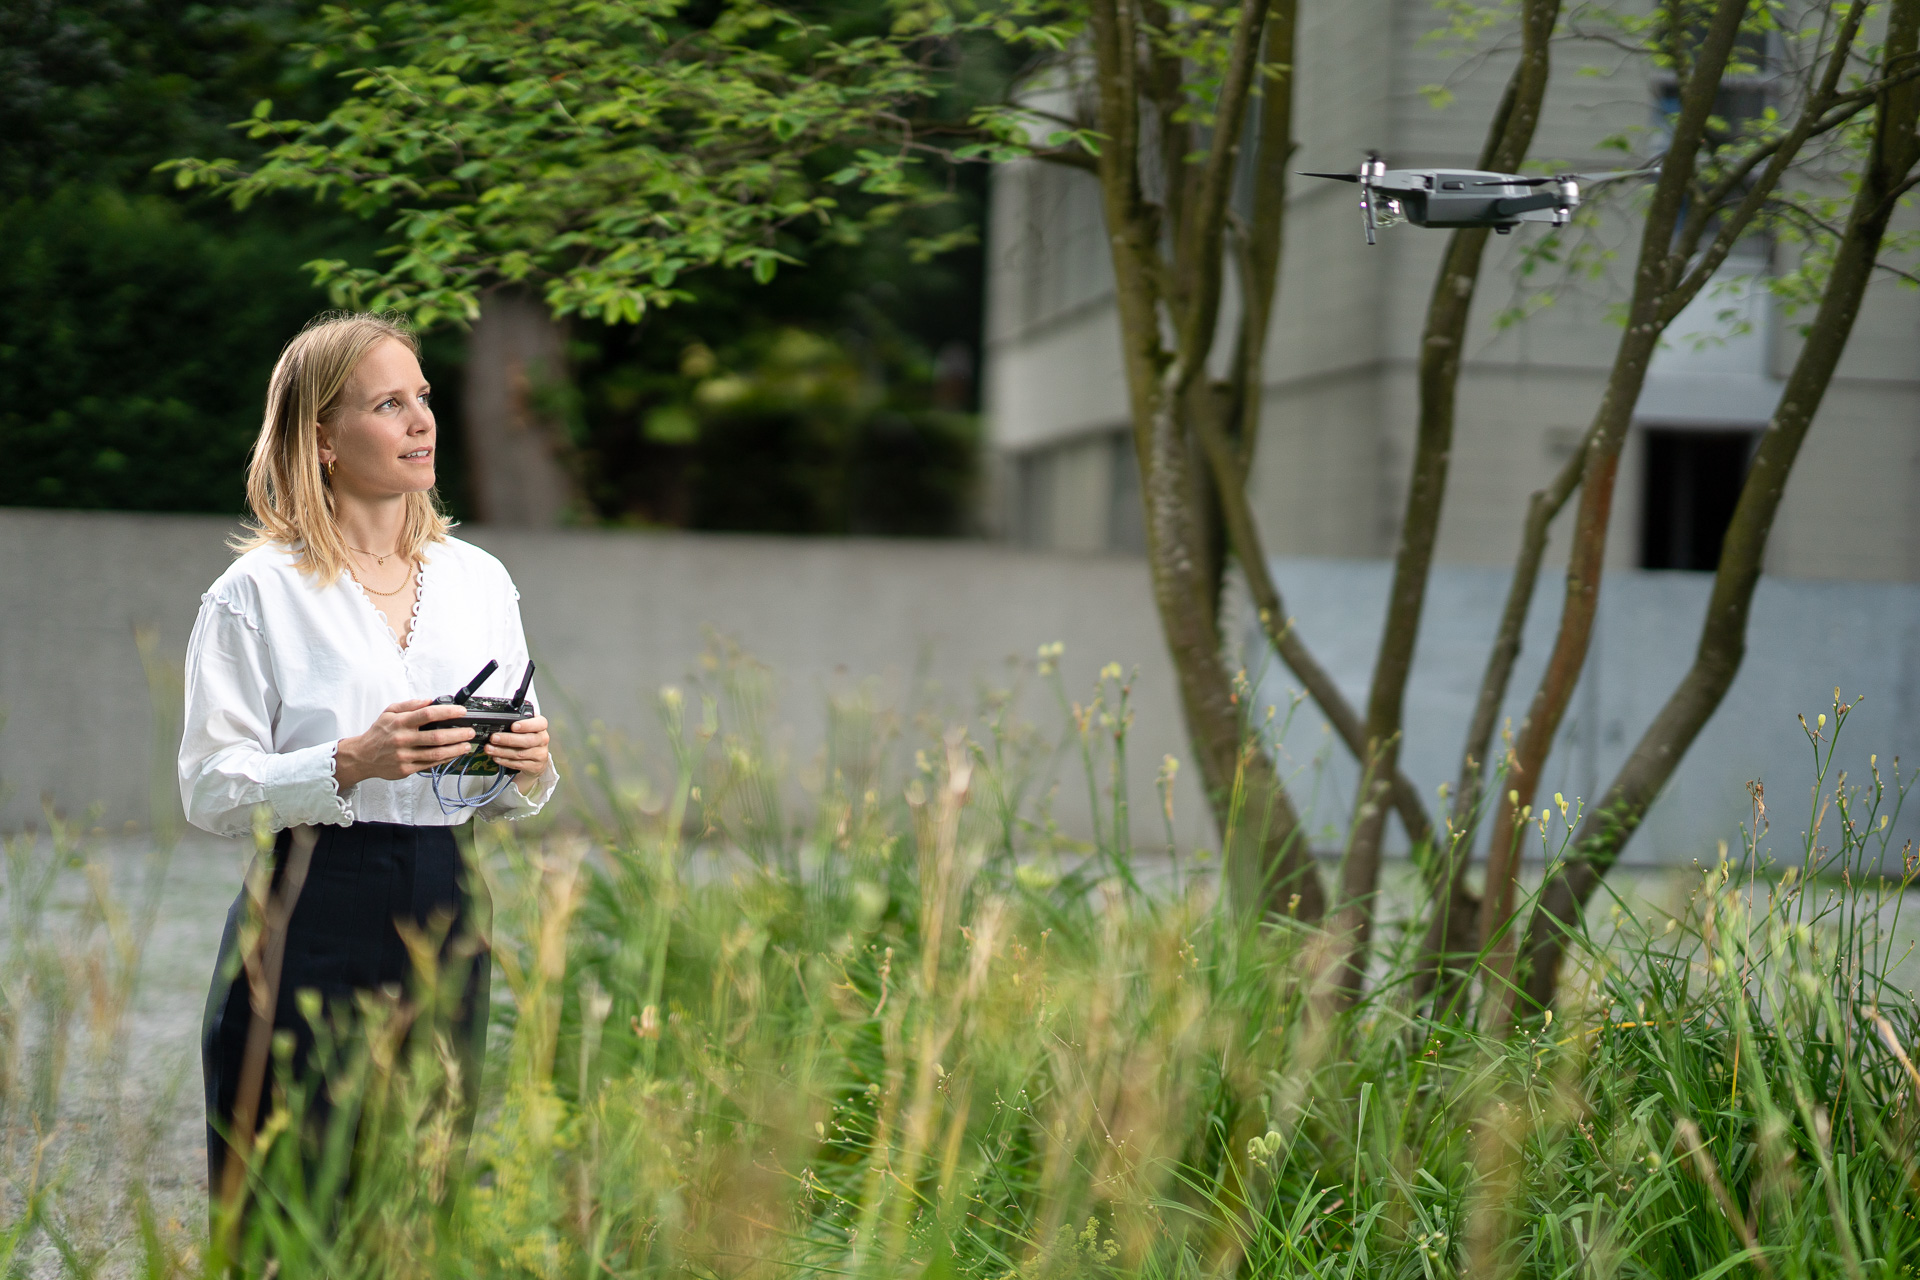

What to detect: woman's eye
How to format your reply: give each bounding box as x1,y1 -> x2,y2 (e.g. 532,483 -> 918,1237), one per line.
419,392 -> 433,406
378,397 -> 398,411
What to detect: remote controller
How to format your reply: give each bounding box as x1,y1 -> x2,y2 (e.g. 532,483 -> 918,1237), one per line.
431,660 -> 535,776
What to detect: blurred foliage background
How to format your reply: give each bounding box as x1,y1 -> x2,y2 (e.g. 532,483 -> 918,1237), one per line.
0,0 -> 996,534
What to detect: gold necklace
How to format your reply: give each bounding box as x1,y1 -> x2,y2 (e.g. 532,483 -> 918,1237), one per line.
352,560 -> 416,598
347,542 -> 402,566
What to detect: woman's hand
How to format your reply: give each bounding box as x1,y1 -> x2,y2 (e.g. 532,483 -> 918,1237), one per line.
334,699 -> 474,791
487,715 -> 552,792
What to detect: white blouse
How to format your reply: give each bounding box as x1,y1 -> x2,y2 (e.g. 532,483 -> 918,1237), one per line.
179,535 -> 559,838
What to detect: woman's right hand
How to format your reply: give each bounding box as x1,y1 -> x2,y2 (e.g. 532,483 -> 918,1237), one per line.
334,699 -> 474,792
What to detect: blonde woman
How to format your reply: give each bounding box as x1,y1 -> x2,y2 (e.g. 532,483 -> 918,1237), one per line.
181,312 -> 557,1197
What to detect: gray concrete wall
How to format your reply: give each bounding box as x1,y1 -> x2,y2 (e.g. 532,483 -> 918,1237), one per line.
0,509 -> 1206,845
5,508 -> 1915,870
1242,558 -> 1920,866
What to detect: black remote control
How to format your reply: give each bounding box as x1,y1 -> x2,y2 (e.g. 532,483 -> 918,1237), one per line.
431,660 -> 535,775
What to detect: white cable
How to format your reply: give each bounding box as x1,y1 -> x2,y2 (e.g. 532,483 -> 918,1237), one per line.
429,751 -> 516,815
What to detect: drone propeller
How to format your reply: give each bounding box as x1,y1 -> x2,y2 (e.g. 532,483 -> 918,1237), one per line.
1299,171 -> 1360,183
1357,152 -> 1387,245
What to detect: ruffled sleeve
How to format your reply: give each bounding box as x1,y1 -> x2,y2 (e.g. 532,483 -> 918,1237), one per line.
179,578 -> 357,837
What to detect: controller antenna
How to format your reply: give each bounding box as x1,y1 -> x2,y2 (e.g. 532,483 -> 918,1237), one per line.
453,659 -> 499,704
511,661 -> 536,709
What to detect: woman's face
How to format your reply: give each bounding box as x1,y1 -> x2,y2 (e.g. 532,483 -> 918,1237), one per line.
317,338 -> 437,498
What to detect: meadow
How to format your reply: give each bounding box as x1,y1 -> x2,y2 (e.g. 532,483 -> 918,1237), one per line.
3,649 -> 1917,1279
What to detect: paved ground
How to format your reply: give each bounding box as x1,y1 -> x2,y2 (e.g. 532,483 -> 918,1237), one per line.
2,829 -> 252,1276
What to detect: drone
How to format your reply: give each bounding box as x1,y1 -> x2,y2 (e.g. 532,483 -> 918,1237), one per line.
1301,152 -> 1660,244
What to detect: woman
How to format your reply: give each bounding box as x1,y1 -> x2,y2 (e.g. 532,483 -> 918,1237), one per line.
181,312 -> 558,1202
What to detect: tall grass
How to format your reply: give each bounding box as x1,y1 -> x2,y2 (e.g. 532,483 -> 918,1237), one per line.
3,650 -> 1918,1278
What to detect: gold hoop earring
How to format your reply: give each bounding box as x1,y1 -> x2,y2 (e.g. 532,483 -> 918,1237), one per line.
323,458 -> 335,478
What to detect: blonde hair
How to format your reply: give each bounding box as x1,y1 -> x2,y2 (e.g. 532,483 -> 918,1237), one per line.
234,311 -> 451,580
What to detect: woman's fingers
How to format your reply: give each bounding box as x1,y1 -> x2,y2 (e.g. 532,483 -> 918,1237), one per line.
397,741 -> 478,773
396,702 -> 468,730
485,729 -> 547,750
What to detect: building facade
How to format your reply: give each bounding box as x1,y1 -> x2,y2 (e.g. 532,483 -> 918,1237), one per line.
982,1 -> 1920,582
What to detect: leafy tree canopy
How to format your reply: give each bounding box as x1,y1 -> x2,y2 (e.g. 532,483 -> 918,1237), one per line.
166,0 -> 988,328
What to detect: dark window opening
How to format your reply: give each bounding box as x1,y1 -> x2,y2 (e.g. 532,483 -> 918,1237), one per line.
1641,427 -> 1758,571
1107,431 -> 1145,555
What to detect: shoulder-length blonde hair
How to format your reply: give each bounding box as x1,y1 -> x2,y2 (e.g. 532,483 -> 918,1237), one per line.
234,311 -> 451,581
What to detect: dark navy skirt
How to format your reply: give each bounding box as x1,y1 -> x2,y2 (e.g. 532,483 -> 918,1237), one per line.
201,821 -> 489,1193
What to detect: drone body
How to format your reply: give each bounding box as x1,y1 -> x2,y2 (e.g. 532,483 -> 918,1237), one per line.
1303,154 -> 1654,244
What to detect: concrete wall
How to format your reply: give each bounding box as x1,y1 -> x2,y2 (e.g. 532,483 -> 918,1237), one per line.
5,508 -> 1915,867
0,508 -> 1206,845
1242,558 -> 1920,866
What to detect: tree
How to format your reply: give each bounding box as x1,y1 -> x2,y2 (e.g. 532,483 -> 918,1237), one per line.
167,0 -> 998,530
1025,0 -> 1920,991
1459,0 -> 1920,1024
166,1 -> 951,326
1512,0 -> 1920,1013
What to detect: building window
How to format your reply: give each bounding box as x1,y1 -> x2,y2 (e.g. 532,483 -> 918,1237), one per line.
1106,431 -> 1145,555
1640,426 -> 1758,571
1012,427 -> 1144,554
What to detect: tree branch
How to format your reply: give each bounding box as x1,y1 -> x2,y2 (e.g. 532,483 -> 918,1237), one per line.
1192,403 -> 1435,851
1476,0 -> 1755,1030
1169,0 -> 1272,393
1665,1 -> 1869,318
1340,0 -> 1564,1002
1231,4 -> 1297,472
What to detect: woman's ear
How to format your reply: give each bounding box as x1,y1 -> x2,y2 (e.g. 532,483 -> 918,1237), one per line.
315,423 -> 337,468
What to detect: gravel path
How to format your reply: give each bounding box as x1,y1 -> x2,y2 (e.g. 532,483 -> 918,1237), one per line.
3,829 -> 251,1277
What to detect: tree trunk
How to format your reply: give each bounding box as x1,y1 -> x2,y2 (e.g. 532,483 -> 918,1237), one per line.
1474,0 -> 1756,1018
1083,0 -> 1326,920
1414,438 -> 1583,1012
1516,0 -> 1920,1012
463,290 -> 581,526
1197,0 -> 1445,866
1336,0 -> 1562,999
1476,0 -> 1876,1024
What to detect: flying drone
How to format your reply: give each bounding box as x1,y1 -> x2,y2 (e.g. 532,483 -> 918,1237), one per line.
1301,152 -> 1659,244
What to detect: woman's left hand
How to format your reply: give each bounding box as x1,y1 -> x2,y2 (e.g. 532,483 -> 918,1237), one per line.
487,715 -> 552,792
